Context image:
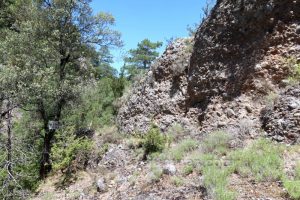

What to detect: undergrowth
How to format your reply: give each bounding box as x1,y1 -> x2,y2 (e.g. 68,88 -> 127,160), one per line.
229,139 -> 285,182
283,163 -> 300,200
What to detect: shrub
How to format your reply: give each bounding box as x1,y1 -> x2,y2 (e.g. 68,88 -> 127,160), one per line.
188,152 -> 219,173
265,91 -> 279,108
129,171 -> 140,186
143,125 -> 166,158
183,164 -> 194,175
98,126 -> 123,144
286,57 -> 300,84
126,137 -> 144,149
230,139 -> 284,182
51,127 -> 93,172
202,165 -> 235,200
167,123 -> 186,142
169,138 -> 198,162
148,163 -> 163,183
201,131 -> 231,155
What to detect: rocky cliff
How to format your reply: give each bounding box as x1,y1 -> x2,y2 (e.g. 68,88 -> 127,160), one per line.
118,0 -> 300,144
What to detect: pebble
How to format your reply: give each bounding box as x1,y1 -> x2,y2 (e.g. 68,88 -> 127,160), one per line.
163,163 -> 177,175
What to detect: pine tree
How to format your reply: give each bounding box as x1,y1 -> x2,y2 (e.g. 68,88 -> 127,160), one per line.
123,39 -> 162,79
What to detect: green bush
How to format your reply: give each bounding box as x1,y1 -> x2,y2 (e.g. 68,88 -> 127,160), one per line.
183,164 -> 194,175
230,139 -> 284,182
52,127 -> 93,172
143,125 -> 166,157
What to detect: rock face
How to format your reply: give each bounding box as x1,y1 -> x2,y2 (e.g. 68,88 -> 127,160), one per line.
118,0 -> 300,143
262,85 -> 300,144
117,38 -> 198,134
188,0 -> 300,105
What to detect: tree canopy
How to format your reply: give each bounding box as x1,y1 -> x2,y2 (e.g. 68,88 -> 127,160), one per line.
123,39 -> 162,79
0,0 -> 124,197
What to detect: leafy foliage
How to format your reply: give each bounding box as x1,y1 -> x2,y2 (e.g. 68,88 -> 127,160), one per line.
143,125 -> 166,157
0,111 -> 42,199
51,127 -> 93,172
0,0 -> 125,197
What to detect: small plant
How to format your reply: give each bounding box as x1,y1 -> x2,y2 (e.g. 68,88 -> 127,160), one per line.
99,126 -> 124,144
283,163 -> 300,199
190,152 -> 219,172
202,164 -> 235,200
126,137 -> 144,149
171,176 -> 184,187
143,125 -> 166,159
286,57 -> 300,84
169,138 -> 198,162
230,139 -> 284,182
184,38 -> 194,54
201,131 -> 231,155
265,91 -> 279,108
167,123 -> 186,143
283,180 -> 300,200
183,164 -> 194,175
148,163 -> 163,183
129,171 -> 140,186
296,162 -> 300,180
97,143 -> 109,159
52,127 -> 93,172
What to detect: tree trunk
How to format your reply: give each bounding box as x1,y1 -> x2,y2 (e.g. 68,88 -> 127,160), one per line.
6,101 -> 13,197
39,128 -> 55,179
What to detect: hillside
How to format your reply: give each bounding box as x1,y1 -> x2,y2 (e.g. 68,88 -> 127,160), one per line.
30,0 -> 300,200
9,0 -> 300,199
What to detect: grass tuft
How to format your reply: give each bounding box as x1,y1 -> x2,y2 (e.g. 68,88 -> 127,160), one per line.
230,139 -> 284,182
169,139 -> 198,162
283,162 -> 300,199
170,176 -> 184,187
201,131 -> 231,155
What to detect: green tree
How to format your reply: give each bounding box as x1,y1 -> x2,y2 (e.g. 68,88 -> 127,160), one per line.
0,0 -> 122,179
0,0 -> 14,28
95,46 -> 118,78
123,39 -> 162,79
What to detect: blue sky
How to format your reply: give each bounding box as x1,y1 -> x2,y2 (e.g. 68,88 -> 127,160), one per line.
91,0 -> 207,71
